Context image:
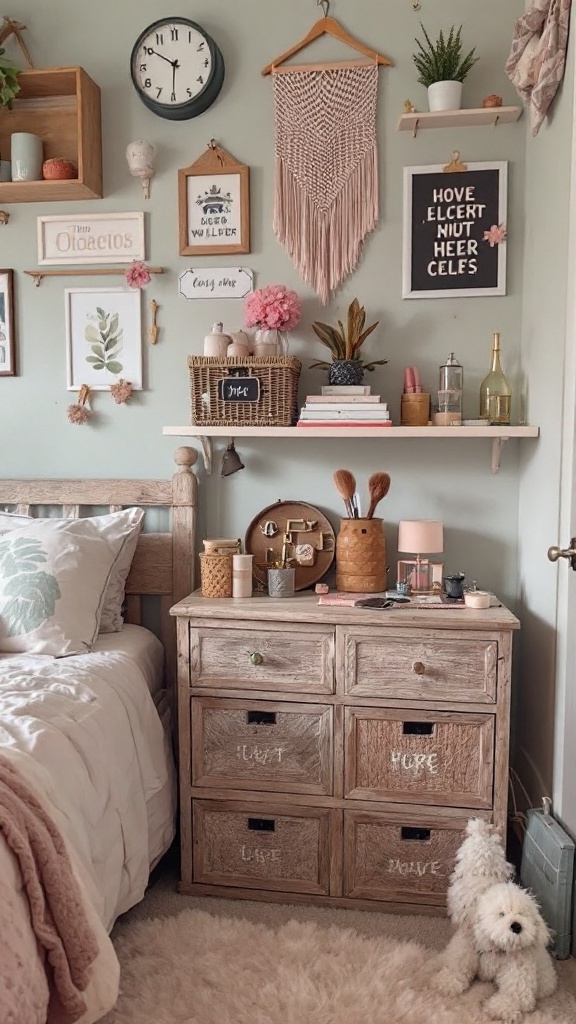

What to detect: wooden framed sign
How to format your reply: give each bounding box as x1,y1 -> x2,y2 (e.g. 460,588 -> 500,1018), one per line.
38,212 -> 145,266
402,161 -> 507,299
178,142 -> 250,256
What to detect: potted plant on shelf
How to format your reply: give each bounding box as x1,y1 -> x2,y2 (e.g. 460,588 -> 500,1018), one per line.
310,298 -> 386,386
0,47 -> 20,108
412,23 -> 479,113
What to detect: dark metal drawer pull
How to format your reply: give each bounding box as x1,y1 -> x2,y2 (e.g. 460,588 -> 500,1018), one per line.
401,826 -> 432,842
402,721 -> 434,735
247,710 -> 277,725
247,818 -> 275,832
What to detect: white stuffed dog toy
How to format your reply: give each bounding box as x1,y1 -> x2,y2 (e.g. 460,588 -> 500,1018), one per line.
473,881 -> 557,1021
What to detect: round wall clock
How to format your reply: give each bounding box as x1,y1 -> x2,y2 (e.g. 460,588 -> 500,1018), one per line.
130,17 -> 225,120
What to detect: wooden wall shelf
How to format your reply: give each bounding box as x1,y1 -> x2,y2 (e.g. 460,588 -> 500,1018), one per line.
0,66 -> 102,202
398,106 -> 522,137
163,424 -> 540,475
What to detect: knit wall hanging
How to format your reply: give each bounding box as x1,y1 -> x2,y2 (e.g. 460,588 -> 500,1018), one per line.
262,10 -> 391,304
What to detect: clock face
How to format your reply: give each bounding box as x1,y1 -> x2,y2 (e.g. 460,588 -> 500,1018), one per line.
130,18 -> 225,120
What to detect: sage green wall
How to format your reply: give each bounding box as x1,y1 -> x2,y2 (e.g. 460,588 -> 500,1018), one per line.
2,0 -> 525,603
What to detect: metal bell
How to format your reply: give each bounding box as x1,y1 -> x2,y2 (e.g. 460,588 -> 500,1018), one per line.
220,440 -> 245,477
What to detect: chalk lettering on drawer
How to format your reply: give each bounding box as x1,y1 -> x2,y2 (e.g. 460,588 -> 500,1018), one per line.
390,751 -> 439,775
387,859 -> 442,877
236,744 -> 286,765
240,845 -> 281,864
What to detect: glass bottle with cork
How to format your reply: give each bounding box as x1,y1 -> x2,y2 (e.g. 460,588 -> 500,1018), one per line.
479,332 -> 511,425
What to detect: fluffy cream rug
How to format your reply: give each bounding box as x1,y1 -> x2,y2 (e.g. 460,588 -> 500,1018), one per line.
103,909 -> 576,1024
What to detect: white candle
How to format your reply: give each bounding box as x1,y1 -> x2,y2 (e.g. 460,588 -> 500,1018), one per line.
232,554 -> 253,598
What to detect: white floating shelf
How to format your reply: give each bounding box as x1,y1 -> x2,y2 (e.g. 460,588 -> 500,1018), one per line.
163,424 -> 539,475
398,105 -> 522,136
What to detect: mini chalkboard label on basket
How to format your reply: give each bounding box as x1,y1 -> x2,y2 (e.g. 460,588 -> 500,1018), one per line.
217,377 -> 261,402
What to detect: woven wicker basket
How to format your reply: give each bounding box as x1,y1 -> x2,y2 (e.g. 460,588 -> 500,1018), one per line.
188,356 -> 301,427
199,553 -> 232,598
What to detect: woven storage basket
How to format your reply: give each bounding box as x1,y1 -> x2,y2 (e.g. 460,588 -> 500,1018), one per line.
188,356 -> 301,427
336,517 -> 387,593
199,553 -> 232,598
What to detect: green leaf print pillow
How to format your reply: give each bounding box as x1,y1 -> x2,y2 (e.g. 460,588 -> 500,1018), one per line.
0,518 -> 130,656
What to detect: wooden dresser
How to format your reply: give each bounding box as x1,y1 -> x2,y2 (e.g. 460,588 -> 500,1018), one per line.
171,592 -> 519,914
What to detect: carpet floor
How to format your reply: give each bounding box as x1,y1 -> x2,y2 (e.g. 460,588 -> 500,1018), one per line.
104,855 -> 576,1023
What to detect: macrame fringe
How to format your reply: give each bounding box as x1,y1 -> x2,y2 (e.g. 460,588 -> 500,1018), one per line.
274,148 -> 378,305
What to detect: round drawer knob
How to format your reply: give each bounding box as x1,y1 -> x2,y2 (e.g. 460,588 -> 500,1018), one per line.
412,660 -> 426,675
250,651 -> 264,665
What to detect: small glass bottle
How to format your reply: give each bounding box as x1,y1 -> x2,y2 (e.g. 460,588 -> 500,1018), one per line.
437,352 -> 463,425
479,332 -> 511,425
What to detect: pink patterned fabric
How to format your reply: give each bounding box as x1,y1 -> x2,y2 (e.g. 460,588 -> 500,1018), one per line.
0,754 -> 99,1023
273,64 -> 379,305
505,0 -> 572,136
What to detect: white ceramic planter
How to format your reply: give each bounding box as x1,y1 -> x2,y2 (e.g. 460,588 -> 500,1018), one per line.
427,80 -> 463,112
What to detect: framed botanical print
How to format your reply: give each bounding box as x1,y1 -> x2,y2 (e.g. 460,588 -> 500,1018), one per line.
178,142 -> 250,256
0,270 -> 15,376
65,287 -> 143,390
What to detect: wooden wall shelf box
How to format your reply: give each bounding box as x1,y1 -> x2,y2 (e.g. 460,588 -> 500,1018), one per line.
398,106 -> 522,137
172,592 -> 519,914
163,424 -> 540,475
0,67 -> 102,203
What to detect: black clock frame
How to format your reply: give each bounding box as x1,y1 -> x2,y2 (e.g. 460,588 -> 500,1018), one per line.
130,17 -> 225,121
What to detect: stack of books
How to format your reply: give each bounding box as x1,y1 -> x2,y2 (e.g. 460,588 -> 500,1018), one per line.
297,385 -> 391,427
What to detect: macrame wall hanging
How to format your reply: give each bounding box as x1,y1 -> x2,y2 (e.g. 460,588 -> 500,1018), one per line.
262,3 -> 392,305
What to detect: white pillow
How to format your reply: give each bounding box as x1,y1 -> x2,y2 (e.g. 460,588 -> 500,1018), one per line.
0,517 -> 133,656
0,507 -> 144,634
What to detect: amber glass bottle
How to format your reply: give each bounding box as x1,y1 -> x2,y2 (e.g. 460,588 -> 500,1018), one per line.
479,332 -> 511,425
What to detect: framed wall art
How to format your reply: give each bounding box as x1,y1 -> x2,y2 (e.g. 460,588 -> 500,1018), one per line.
65,288 -> 143,390
0,270 -> 15,376
178,141 -> 250,256
38,212 -> 146,266
403,161 -> 508,299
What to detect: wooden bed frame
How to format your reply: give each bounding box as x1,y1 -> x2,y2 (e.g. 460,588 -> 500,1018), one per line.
0,444 -> 198,688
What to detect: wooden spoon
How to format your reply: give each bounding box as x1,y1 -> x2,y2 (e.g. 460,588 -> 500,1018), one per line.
333,468 -> 356,518
366,471 -> 391,519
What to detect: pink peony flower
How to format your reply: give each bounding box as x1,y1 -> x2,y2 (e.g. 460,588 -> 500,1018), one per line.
483,223 -> 507,248
125,261 -> 151,289
244,284 -> 301,332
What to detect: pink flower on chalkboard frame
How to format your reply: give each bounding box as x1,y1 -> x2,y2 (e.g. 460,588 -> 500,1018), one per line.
483,223 -> 507,248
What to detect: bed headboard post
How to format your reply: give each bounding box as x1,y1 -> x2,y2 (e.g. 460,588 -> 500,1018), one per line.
171,446 -> 198,603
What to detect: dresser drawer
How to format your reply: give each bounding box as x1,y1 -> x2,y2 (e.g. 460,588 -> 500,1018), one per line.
189,622 -> 334,694
191,696 -> 333,795
338,626 -> 498,703
193,799 -> 332,895
343,809 -> 468,905
345,707 -> 494,808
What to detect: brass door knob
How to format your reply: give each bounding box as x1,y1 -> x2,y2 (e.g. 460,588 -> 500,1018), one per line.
250,652 -> 264,665
547,539 -> 576,569
412,661 -> 426,675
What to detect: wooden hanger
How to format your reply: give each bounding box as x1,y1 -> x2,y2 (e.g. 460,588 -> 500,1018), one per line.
261,16 -> 392,76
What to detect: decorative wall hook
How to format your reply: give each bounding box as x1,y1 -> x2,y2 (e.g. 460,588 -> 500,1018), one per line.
317,0 -> 330,16
148,299 -> 159,344
443,150 -> 468,174
125,140 -> 156,199
67,384 -> 92,425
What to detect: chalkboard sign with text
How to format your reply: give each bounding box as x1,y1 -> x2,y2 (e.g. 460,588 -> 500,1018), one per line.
217,376 -> 261,402
402,161 -> 507,299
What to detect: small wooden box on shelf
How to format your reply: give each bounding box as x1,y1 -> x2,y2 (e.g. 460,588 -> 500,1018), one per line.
0,67 -> 102,202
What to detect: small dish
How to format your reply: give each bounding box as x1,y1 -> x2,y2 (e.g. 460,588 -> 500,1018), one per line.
464,590 -> 491,609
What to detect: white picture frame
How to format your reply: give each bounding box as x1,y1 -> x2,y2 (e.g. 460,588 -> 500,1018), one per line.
65,288 -> 143,391
402,161 -> 507,299
38,212 -> 145,266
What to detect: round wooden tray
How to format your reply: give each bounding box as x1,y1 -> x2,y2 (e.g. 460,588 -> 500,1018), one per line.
245,499 -> 335,592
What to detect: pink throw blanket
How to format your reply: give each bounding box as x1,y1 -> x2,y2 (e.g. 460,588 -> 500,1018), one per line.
505,0 -> 572,136
0,754 -> 100,1024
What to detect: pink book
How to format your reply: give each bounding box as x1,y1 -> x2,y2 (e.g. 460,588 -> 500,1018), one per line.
305,395 -> 381,404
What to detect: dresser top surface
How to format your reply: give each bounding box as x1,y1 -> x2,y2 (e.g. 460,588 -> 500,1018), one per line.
170,591 -> 521,631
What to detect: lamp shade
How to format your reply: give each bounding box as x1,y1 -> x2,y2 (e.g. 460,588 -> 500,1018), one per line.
398,520 -> 443,554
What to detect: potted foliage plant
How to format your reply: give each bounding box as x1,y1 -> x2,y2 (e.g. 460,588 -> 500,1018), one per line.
412,24 -> 479,113
0,47 -> 20,108
310,298 -> 386,386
